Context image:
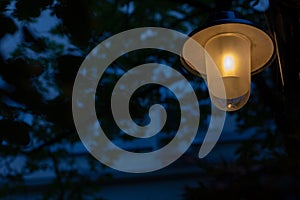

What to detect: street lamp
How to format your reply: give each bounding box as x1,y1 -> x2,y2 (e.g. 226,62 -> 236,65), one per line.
181,11 -> 275,111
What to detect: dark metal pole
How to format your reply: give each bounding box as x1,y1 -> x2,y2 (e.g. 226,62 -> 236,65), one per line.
215,0 -> 233,11
269,0 -> 300,156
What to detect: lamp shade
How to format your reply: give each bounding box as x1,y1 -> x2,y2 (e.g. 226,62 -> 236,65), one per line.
181,11 -> 274,111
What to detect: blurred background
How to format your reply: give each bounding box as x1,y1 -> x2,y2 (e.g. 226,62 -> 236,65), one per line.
0,0 -> 299,199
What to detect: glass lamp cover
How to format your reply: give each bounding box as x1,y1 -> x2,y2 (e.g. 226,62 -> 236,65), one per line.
205,33 -> 251,111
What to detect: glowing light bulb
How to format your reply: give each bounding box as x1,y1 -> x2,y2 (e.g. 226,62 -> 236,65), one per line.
223,55 -> 234,72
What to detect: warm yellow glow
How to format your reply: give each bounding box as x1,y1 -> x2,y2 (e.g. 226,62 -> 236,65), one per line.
223,55 -> 235,73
